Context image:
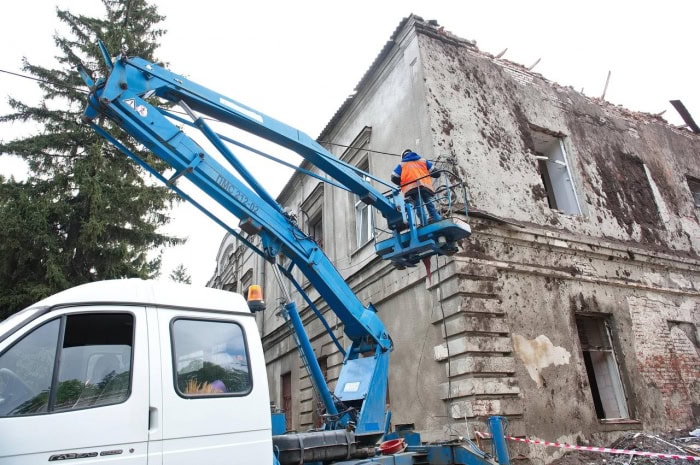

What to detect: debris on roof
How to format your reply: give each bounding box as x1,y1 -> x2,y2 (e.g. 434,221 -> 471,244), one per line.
318,14 -> 698,142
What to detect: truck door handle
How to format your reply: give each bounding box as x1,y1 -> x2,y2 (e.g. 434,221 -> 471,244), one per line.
149,406 -> 159,432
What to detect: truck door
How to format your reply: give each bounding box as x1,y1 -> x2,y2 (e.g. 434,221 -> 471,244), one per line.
154,307 -> 272,464
0,306 -> 149,464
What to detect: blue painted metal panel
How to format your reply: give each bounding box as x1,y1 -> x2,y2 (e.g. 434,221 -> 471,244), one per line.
335,357 -> 377,402
271,412 -> 287,435
375,218 -> 471,265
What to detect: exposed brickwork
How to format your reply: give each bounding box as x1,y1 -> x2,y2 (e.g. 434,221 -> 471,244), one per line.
628,296 -> 700,427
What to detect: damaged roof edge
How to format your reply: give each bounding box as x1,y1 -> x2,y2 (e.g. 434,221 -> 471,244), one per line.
316,14 -> 698,145
277,15 -> 699,213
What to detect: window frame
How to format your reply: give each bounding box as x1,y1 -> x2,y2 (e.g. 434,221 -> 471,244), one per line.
575,314 -> 630,420
240,268 -> 253,296
169,316 -> 253,399
0,311 -> 136,417
301,183 -> 325,249
281,371 -> 292,431
530,128 -> 582,215
0,317 -> 60,417
686,175 -> 700,210
338,127 -> 375,251
307,213 -> 324,249
354,161 -> 375,249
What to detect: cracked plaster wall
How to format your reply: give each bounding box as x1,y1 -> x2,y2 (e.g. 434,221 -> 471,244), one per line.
416,29 -> 700,439
418,34 -> 700,256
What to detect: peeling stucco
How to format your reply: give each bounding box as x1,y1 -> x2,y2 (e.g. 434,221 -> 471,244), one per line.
513,334 -> 572,388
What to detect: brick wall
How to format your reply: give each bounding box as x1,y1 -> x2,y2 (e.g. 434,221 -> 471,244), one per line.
628,296 -> 700,426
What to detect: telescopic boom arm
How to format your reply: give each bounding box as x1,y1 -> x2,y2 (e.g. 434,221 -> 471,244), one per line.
79,44 -> 470,440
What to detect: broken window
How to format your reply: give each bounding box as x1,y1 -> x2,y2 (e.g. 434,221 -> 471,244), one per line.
575,315 -> 629,420
354,160 -> 375,248
686,176 -> 700,210
531,129 -> 582,215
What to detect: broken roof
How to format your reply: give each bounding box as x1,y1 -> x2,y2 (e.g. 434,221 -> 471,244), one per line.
317,14 -> 697,143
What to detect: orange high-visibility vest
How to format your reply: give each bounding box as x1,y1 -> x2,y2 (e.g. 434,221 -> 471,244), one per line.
400,160 -> 434,194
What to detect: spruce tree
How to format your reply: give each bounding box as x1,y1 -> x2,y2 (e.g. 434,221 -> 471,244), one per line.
0,0 -> 182,317
169,264 -> 192,285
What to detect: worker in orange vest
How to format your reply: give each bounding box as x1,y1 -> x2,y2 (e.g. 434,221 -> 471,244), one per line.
391,149 -> 442,224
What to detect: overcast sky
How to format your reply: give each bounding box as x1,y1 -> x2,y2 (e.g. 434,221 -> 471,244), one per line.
1,0 -> 698,286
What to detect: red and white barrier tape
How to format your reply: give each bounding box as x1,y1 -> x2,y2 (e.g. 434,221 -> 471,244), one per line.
474,432 -> 700,461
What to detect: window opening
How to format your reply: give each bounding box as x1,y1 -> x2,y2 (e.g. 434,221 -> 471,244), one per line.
302,184 -> 324,250
240,269 -> 253,297
308,214 -> 323,249
687,176 -> 700,210
576,315 -> 629,419
172,319 -> 251,397
282,371 -> 292,431
668,320 -> 700,353
531,130 -> 581,215
220,245 -> 233,270
338,127 -> 373,250
223,282 -> 237,293
354,160 -> 375,248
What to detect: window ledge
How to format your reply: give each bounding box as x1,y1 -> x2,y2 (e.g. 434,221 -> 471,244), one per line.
598,418 -> 643,430
551,209 -> 583,218
351,238 -> 375,257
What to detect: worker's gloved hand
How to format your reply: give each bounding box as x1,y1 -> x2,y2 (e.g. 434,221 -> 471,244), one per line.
430,171 -> 441,178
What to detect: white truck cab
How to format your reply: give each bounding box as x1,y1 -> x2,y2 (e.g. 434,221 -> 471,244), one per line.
0,279 -> 272,464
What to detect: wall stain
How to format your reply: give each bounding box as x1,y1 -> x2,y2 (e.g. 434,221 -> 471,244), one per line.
513,334 -> 571,388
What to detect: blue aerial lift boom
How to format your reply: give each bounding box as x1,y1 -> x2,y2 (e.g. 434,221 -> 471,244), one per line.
77,44 -> 507,464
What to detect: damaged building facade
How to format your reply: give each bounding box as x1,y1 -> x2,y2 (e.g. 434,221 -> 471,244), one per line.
208,15 -> 700,460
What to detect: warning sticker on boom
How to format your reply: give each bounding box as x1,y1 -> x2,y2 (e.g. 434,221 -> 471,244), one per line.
343,382 -> 360,393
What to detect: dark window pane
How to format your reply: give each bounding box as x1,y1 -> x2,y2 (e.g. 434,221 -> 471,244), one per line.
55,313 -> 133,411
